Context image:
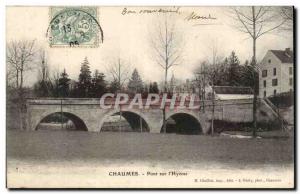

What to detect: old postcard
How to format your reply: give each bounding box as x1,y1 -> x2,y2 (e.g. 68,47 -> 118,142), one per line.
6,6 -> 294,189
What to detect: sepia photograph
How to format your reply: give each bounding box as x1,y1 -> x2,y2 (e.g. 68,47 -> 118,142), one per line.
5,5 -> 295,189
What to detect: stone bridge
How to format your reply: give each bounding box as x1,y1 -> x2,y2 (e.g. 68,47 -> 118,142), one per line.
26,98 -> 277,134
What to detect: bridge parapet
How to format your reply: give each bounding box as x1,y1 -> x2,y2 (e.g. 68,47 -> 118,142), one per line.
27,98 -> 101,105
27,98 -> 254,108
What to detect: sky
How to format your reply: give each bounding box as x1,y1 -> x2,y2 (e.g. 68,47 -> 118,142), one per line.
6,6 -> 293,86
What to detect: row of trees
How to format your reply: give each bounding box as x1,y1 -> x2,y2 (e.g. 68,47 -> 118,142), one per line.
194,51 -> 258,94
29,50 -> 256,100
33,57 -> 160,98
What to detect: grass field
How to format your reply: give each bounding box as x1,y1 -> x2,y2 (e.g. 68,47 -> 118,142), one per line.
7,130 -> 294,165
6,130 -> 294,188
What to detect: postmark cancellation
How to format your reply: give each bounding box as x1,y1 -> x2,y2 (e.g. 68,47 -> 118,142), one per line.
48,7 -> 103,47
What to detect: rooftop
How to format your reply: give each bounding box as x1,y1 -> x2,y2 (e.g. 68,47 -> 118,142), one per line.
270,48 -> 293,63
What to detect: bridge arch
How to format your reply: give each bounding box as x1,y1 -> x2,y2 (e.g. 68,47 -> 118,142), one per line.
162,111 -> 203,134
98,109 -> 151,132
33,111 -> 88,131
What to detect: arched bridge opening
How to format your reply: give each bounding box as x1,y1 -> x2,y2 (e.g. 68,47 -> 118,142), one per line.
161,113 -> 202,135
35,112 -> 88,131
101,111 -> 150,132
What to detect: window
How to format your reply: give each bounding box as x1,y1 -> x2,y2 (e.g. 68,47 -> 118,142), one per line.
264,91 -> 266,97
274,89 -> 277,95
272,79 -> 278,86
268,59 -> 271,63
289,78 -> 293,86
289,67 -> 293,75
262,70 -> 267,77
273,68 -> 276,76
263,80 -> 266,88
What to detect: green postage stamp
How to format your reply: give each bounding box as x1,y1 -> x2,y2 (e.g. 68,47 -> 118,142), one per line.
48,7 -> 103,47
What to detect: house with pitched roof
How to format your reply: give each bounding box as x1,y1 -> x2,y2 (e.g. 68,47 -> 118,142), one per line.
259,48 -> 294,98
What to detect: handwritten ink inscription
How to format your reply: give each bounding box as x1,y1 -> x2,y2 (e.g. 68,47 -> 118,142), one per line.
121,7 -> 181,15
185,11 -> 217,21
121,7 -> 217,26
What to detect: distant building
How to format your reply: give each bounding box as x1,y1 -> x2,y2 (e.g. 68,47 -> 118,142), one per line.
259,48 -> 294,98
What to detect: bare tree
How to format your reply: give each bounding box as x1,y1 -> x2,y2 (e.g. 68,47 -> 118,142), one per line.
34,49 -> 53,97
7,40 -> 36,90
149,16 -> 183,133
51,67 -> 61,97
6,39 -> 36,130
194,61 -> 209,113
37,49 -> 50,82
107,57 -> 131,92
277,6 -> 293,31
150,16 -> 183,92
230,6 -> 288,137
7,42 -> 20,88
6,65 -> 17,88
207,42 -> 223,136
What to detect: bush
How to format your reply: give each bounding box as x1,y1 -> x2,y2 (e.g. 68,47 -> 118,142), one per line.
268,92 -> 294,108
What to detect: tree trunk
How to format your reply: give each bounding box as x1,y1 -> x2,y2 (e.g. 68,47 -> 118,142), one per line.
162,68 -> 167,134
252,6 -> 257,137
16,70 -> 19,89
118,58 -> 121,91
20,68 -> 23,90
19,68 -> 24,130
211,81 -> 215,136
203,73 -> 206,113
162,21 -> 169,134
18,104 -> 23,130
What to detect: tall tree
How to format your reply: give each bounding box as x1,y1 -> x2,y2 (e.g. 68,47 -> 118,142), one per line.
58,69 -> 70,97
91,69 -> 107,97
109,79 -> 120,93
6,40 -> 36,90
50,68 -> 60,97
128,68 -> 143,93
141,83 -> 150,98
34,50 -> 52,97
38,50 -> 49,82
230,6 -> 288,137
206,42 -> 223,136
150,17 -> 182,93
149,82 -> 153,92
239,60 -> 259,93
78,57 -> 92,97
150,16 -> 183,133
107,57 -> 130,92
151,82 -> 159,94
227,51 -> 240,86
194,61 -> 210,113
